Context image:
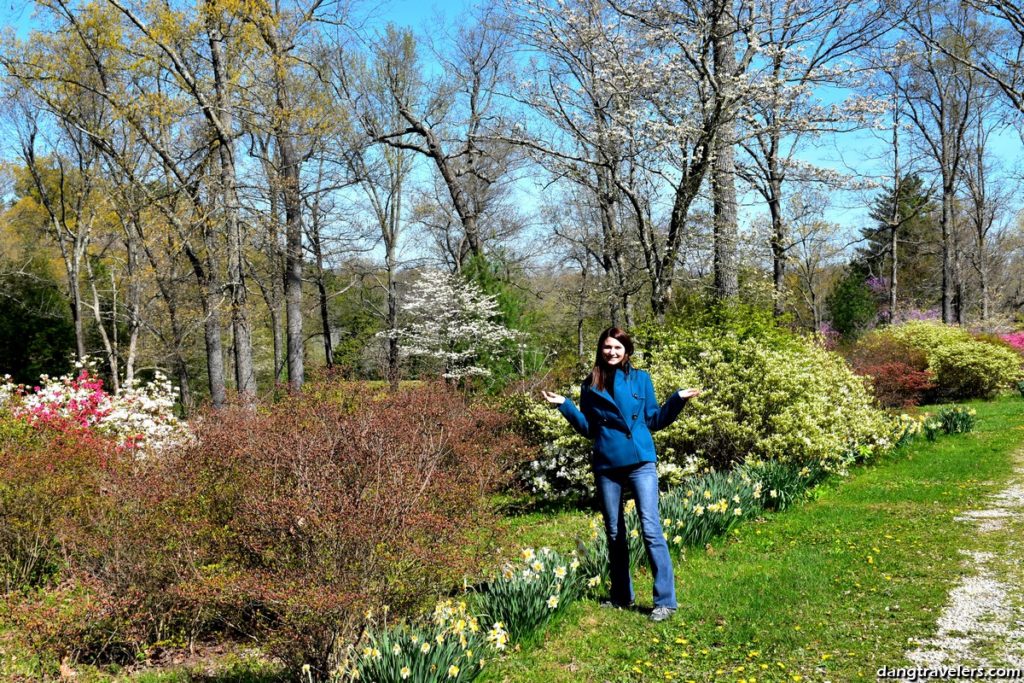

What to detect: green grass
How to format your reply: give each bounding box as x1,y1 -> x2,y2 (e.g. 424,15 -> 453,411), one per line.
479,396 -> 1024,682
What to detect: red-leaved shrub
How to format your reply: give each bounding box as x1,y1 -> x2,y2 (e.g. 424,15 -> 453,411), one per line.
846,334 -> 936,407
2,381 -> 524,680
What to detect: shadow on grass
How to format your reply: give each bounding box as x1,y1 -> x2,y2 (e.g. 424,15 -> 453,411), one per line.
491,491 -> 595,517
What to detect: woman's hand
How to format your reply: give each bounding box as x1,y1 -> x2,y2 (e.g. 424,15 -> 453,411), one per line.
678,388 -> 703,399
541,390 -> 566,406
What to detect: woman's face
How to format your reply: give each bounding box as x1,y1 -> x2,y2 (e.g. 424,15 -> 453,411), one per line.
601,337 -> 626,366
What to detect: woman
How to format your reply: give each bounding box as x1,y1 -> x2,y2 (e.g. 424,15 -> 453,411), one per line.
541,327 -> 700,622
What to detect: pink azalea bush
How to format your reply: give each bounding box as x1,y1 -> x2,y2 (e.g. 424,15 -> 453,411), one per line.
1001,331 -> 1024,354
0,361 -> 182,453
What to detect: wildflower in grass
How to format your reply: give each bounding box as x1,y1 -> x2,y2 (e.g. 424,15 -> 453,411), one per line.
770,490 -> 778,498
421,642 -> 431,654
570,558 -> 580,570
694,505 -> 705,516
362,647 -> 373,658
448,664 -> 460,678
673,535 -> 682,544
521,547 -> 536,562
554,565 -> 567,579
547,595 -> 559,609
531,560 -> 544,572
704,490 -> 712,499
734,508 -> 742,516
630,529 -> 639,538
588,575 -> 601,587
400,666 -> 411,679
392,644 -> 401,655
436,632 -> 445,644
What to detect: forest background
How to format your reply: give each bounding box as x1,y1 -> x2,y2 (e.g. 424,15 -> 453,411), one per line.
1,0 -> 1024,402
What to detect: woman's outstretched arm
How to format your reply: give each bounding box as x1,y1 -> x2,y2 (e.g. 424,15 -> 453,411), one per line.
542,389 -> 590,437
643,373 -> 701,432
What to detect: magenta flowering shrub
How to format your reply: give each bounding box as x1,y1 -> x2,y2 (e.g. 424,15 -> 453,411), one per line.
1001,332 -> 1024,354
0,363 -> 182,453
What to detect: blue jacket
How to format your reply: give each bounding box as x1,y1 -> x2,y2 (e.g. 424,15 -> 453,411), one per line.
557,365 -> 687,472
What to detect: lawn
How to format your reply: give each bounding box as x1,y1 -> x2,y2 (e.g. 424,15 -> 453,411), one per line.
480,395 -> 1024,682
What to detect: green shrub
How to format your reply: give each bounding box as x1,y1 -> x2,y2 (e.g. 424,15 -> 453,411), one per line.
641,323 -> 893,473
923,420 -> 942,442
930,341 -> 1023,399
826,269 -> 878,339
884,322 -> 1023,399
937,406 -> 977,434
511,316 -> 895,500
887,320 -> 971,354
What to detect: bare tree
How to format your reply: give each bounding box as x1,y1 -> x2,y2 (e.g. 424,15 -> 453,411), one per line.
899,2 -> 981,323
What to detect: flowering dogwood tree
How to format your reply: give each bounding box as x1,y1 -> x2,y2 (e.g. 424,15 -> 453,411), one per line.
394,272 -> 520,380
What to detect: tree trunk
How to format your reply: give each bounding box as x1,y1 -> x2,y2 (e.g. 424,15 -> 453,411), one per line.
712,8 -> 739,301
206,10 -> 255,399
940,188 -> 954,323
769,188 -> 785,317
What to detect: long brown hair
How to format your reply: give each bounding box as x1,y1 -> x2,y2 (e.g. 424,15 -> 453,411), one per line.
588,327 -> 634,392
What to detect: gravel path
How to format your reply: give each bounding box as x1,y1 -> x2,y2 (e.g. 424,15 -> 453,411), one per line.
903,451 -> 1024,671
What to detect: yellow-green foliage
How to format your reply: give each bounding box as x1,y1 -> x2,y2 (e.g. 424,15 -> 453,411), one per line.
883,322 -> 1023,398
644,330 -> 893,472
887,320 -> 971,353
511,320 -> 895,500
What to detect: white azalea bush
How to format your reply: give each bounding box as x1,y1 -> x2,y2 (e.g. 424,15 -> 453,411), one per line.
511,319 -> 896,500
0,361 -> 183,453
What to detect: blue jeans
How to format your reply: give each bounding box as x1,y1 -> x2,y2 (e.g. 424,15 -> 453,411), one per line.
594,461 -> 677,608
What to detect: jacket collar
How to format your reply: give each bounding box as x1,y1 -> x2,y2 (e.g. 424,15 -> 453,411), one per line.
586,365 -> 635,413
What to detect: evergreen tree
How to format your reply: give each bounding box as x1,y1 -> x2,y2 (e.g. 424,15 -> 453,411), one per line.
859,174 -> 941,311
